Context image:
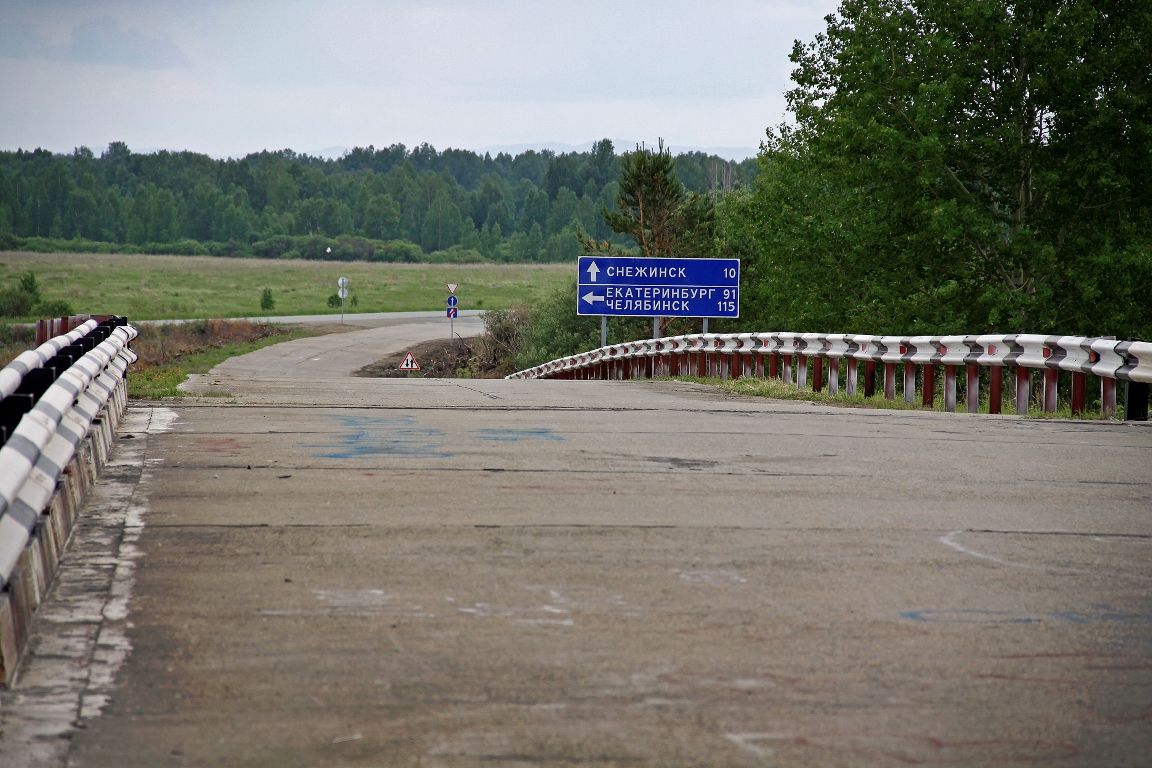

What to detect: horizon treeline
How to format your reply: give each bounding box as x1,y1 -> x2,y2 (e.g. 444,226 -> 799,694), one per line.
0,140 -> 756,263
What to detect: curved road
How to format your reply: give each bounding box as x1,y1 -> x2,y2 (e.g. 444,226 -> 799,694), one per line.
3,316 -> 1150,767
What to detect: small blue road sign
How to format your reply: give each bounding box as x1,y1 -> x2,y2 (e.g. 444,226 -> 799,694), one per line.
447,307 -> 458,318
577,256 -> 739,318
446,295 -> 459,307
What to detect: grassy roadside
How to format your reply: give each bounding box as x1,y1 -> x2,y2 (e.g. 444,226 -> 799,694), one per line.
0,252 -> 569,320
672,375 -> 1117,419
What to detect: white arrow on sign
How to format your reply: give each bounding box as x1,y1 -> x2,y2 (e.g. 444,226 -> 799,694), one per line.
446,283 -> 459,294
582,291 -> 605,305
586,261 -> 600,282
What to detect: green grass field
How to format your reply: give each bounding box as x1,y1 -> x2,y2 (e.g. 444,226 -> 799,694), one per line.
0,252 -> 571,320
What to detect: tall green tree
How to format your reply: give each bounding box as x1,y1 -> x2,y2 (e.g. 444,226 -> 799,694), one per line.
421,189 -> 463,251
729,0 -> 1152,338
595,139 -> 718,259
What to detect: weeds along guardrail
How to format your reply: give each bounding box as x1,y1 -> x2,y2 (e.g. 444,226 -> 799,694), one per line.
0,316 -> 136,684
506,333 -> 1152,419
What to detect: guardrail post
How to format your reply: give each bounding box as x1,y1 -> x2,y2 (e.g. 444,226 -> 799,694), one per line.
783,355 -> 792,385
943,365 -> 956,411
812,357 -> 823,393
828,358 -> 839,395
755,353 -> 764,378
1071,371 -> 1086,416
769,353 -> 779,380
883,363 -> 895,399
1043,369 -> 1058,413
1102,377 -> 1116,416
1125,381 -> 1149,421
864,361 -> 875,397
846,359 -> 857,396
904,363 -> 916,403
797,355 -> 808,389
966,365 -> 979,413
922,365 -> 935,407
1016,366 -> 1030,415
989,367 -> 1002,414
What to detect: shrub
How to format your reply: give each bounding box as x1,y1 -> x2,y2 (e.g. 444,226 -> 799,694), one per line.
36,300 -> 74,317
0,289 -> 32,318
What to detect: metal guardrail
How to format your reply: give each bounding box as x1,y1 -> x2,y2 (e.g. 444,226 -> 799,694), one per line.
0,319 -> 137,586
506,332 -> 1152,419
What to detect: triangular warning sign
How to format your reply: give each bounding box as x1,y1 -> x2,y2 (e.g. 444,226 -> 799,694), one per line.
446,283 -> 459,294
398,351 -> 420,371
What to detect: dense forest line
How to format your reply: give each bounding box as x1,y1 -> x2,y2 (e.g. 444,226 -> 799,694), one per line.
0,140 -> 756,263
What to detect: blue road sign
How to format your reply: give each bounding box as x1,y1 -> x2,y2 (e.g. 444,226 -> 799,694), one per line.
577,256 -> 739,318
446,307 -> 458,318
446,295 -> 459,307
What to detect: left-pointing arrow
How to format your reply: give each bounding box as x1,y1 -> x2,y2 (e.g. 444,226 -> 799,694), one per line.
582,292 -> 605,304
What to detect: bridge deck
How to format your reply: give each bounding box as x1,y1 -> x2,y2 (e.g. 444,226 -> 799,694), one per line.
5,319 -> 1150,767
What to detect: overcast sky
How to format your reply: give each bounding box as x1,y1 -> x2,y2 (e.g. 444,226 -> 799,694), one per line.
0,1 -> 837,160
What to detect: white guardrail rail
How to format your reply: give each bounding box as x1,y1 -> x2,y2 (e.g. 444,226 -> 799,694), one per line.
506,332 -> 1152,418
0,316 -> 136,684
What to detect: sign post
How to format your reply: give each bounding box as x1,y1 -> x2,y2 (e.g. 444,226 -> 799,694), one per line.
337,276 -> 349,324
398,351 -> 420,378
577,257 -> 740,334
446,283 -> 459,343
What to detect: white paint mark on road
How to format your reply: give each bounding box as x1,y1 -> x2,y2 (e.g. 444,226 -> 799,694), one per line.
515,618 -> 575,626
726,732 -> 788,759
145,406 -> 180,433
333,732 -> 363,743
937,530 -> 1145,581
672,569 -> 748,585
938,530 -> 1022,567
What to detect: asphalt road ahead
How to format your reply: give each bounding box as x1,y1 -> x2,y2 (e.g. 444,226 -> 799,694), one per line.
5,317 -> 1151,767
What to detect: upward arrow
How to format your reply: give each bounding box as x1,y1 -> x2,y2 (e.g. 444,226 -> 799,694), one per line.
586,261 -> 600,282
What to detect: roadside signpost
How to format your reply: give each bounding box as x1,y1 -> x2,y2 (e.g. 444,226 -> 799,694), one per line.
446,284 -> 459,342
337,277 -> 349,324
577,255 -> 740,340
399,351 -> 420,378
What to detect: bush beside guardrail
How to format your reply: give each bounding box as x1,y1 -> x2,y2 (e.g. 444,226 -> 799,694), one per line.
0,317 -> 136,685
506,332 -> 1152,419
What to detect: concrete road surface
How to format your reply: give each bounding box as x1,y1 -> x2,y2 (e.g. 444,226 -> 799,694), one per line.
2,319 -> 1150,768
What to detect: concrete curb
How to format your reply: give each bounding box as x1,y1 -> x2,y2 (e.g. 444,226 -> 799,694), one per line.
0,376 -> 128,686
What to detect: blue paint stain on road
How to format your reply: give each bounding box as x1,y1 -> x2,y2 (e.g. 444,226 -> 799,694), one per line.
472,428 -> 564,442
901,610 -> 1038,624
902,607 -> 1152,625
309,415 -> 451,459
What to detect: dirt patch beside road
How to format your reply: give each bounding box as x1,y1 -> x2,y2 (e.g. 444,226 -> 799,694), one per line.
355,336 -> 478,378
